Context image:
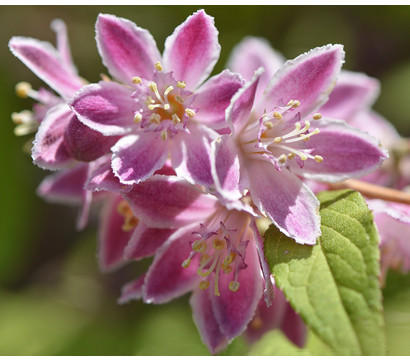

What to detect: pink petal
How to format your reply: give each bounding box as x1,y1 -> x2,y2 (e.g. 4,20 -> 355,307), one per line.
37,162 -> 88,204
259,44 -> 345,117
163,10 -> 220,90
96,14 -> 161,85
98,194 -> 133,271
227,36 -> 284,99
194,70 -> 244,130
281,303 -> 307,348
70,81 -> 136,136
244,285 -> 288,343
112,133 -> 169,185
32,103 -> 75,170
9,36 -> 83,99
226,68 -> 263,135
171,124 -> 216,187
50,19 -> 76,71
318,70 -> 380,120
64,116 -> 120,162
143,225 -> 200,304
248,160 -> 321,245
124,223 -> 174,260
211,235 -> 264,339
369,200 -> 410,278
190,290 -> 229,354
118,273 -> 146,304
291,119 -> 388,182
211,135 -> 242,201
349,110 -> 400,149
122,175 -> 217,228
85,157 -> 124,193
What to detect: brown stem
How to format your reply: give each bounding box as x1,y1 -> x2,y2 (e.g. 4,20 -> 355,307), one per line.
327,179 -> 410,205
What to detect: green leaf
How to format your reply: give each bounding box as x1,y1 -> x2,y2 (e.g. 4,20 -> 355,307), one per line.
264,190 -> 385,355
248,330 -> 311,356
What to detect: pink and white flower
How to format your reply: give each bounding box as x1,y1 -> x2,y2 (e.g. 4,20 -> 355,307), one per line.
70,10 -> 244,188
213,44 -> 387,245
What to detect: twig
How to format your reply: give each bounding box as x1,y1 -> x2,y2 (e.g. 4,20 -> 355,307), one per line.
327,179 -> 410,205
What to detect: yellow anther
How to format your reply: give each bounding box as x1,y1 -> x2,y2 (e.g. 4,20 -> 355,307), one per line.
15,82 -> 32,98
148,104 -> 157,110
287,99 -> 294,107
172,114 -> 181,124
200,254 -> 210,265
185,108 -> 196,118
154,61 -> 163,71
314,155 -> 324,163
265,121 -> 273,129
304,121 -> 311,130
313,113 -> 322,120
132,76 -> 142,84
229,280 -> 240,292
278,154 -> 287,164
288,153 -> 295,160
12,111 -> 32,125
193,240 -> 207,253
291,100 -> 301,108
224,266 -> 233,274
273,136 -> 282,143
177,81 -> 186,89
148,82 -> 157,92
199,280 -> 210,290
145,96 -> 155,105
117,200 -> 131,216
163,104 -> 170,110
134,113 -> 142,123
223,252 -> 236,266
122,216 -> 139,232
181,259 -> 191,268
312,128 -> 320,135
300,154 -> 308,161
213,238 -> 224,250
161,130 -> 168,141
149,113 -> 161,124
273,111 -> 283,120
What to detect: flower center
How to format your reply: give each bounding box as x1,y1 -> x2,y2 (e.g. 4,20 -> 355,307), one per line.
181,222 -> 247,296
241,100 -> 324,167
131,62 -> 196,141
117,200 -> 139,232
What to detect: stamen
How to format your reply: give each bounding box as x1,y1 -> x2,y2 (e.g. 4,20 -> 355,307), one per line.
172,114 -> 181,124
265,121 -> 273,129
185,108 -> 196,118
278,154 -> 287,164
134,113 -> 142,123
149,113 -> 161,124
132,76 -> 142,84
148,104 -> 161,110
287,99 -> 301,108
273,136 -> 282,143
213,238 -> 224,250
313,113 -> 322,120
288,153 -> 295,160
154,61 -> 163,71
15,82 -> 32,98
199,280 -> 210,290
193,240 -> 207,253
182,259 -> 191,268
177,81 -> 186,89
148,82 -> 163,103
314,155 -> 324,163
229,281 -> 240,292
273,111 -> 283,120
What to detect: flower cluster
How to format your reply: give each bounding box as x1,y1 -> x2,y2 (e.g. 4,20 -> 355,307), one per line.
10,10 -> 395,354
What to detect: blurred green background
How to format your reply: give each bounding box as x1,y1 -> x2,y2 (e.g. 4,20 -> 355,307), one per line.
1,5 -> 410,355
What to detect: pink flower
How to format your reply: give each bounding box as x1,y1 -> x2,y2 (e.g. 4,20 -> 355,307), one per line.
90,167 -> 266,354
9,20 -> 120,169
70,10 -> 243,188
213,44 -> 387,245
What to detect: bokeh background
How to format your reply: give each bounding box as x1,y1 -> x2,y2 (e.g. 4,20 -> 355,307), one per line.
1,5 -> 410,355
